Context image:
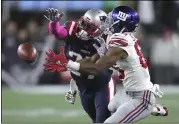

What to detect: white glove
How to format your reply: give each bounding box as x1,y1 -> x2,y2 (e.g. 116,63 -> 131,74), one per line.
93,36 -> 107,56
65,79 -> 78,104
150,84 -> 164,98
65,90 -> 77,104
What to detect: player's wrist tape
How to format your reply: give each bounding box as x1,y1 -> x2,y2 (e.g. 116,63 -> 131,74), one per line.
67,60 -> 80,71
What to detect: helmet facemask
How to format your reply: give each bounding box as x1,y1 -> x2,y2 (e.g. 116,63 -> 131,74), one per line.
76,16 -> 102,40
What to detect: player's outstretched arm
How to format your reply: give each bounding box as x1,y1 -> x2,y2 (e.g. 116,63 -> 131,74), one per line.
43,46 -> 127,75
73,47 -> 127,75
44,8 -> 67,40
48,21 -> 67,39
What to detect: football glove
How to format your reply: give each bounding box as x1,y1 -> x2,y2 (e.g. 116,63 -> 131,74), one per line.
65,90 -> 77,105
43,46 -> 69,72
150,84 -> 164,98
44,8 -> 65,22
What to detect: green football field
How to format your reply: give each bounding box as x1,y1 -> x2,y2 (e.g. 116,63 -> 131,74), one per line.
2,88 -> 179,124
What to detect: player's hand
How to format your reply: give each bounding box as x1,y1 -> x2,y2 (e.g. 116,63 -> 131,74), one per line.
45,46 -> 69,65
65,91 -> 77,105
43,46 -> 69,72
43,63 -> 67,72
44,8 -> 65,22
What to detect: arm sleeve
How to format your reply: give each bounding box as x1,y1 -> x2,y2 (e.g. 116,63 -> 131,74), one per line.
107,33 -> 131,56
48,21 -> 68,39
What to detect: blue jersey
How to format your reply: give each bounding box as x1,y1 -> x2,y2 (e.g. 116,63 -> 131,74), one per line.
63,21 -> 112,93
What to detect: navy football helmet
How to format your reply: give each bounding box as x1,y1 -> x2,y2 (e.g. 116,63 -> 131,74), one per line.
111,6 -> 139,33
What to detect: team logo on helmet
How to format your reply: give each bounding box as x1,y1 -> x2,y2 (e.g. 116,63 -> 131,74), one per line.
117,11 -> 128,21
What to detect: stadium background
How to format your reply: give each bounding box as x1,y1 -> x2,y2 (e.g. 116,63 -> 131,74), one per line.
2,1 -> 179,123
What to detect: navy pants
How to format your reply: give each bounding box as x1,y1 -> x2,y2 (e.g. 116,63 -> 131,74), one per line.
79,87 -> 111,123
73,71 -> 115,123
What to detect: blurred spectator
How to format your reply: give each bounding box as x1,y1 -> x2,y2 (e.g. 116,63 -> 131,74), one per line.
26,20 -> 43,43
2,21 -> 19,71
17,28 -> 29,42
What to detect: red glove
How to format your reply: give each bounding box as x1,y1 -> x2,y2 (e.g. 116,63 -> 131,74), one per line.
43,63 -> 67,72
43,46 -> 69,72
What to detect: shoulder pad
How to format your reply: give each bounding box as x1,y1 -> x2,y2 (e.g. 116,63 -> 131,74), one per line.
108,33 -> 128,46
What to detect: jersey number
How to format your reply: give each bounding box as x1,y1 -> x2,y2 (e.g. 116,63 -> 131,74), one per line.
69,51 -> 95,79
134,42 -> 148,68
118,41 -> 147,80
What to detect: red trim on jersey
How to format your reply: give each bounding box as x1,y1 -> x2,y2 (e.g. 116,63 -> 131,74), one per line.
66,21 -> 72,34
118,68 -> 125,80
66,21 -> 78,36
71,22 -> 78,36
109,38 -> 128,46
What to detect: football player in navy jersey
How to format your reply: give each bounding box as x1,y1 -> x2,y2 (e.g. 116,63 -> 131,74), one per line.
43,8 -> 115,123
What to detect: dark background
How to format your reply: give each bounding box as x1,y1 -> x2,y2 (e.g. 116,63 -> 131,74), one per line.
2,1 -> 179,87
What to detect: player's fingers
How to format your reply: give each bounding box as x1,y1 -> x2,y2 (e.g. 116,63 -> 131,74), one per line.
46,9 -> 50,15
58,12 -> 65,20
51,8 -> 55,15
52,8 -> 56,20
48,8 -> 52,13
44,15 -> 51,21
45,58 -> 51,62
45,9 -> 51,18
57,68 -> 64,72
54,9 -> 58,13
50,68 -> 56,72
54,9 -> 58,15
49,49 -> 55,56
48,8 -> 53,19
43,64 -> 52,67
62,63 -> 67,66
45,51 -> 51,57
44,67 -> 53,71
59,67 -> 67,72
49,49 -> 54,53
45,67 -> 52,71
47,9 -> 51,16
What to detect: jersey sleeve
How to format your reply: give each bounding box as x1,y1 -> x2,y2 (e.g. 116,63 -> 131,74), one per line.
48,21 -> 67,39
107,33 -> 132,56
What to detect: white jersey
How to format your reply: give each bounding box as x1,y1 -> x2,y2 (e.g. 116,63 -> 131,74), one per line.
106,33 -> 153,91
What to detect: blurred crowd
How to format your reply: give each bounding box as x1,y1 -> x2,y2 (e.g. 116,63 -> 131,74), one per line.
2,1 -> 179,87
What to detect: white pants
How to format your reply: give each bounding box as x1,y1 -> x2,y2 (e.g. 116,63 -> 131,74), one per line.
105,90 -> 156,123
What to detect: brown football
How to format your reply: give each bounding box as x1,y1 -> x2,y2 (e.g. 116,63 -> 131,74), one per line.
17,43 -> 38,63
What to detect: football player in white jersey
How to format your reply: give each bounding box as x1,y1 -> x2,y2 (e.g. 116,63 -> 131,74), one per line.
44,6 -> 168,123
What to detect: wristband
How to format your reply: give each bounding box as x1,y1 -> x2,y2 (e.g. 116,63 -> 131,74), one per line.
67,60 -> 80,71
